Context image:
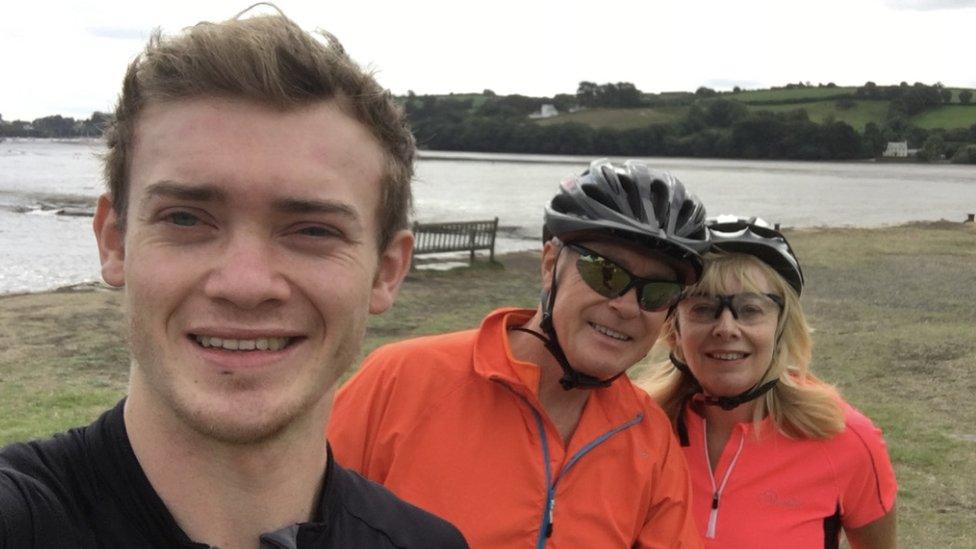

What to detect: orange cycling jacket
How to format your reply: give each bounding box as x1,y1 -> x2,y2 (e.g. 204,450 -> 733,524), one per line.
328,308 -> 702,549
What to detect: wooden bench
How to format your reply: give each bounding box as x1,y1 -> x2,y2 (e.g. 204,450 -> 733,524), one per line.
411,218 -> 499,267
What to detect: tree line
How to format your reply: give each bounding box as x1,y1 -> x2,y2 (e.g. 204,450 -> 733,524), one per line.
6,81 -> 976,163
409,101 -> 867,160
856,81 -> 972,115
405,82 -> 976,163
0,112 -> 111,138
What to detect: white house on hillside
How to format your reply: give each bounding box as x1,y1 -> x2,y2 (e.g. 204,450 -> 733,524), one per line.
529,104 -> 559,119
883,141 -> 908,157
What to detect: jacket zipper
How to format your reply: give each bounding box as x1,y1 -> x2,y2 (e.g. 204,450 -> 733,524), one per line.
703,419 -> 746,539
522,398 -> 643,548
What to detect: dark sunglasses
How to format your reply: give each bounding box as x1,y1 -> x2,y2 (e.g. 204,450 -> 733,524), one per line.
566,243 -> 683,312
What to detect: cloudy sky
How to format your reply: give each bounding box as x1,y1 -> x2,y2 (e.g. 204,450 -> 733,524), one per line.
2,0 -> 975,121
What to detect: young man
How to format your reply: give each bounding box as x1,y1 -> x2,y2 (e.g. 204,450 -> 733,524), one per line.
0,12 -> 465,549
329,159 -> 708,548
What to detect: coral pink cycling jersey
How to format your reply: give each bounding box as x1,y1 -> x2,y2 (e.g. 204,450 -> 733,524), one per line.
678,401 -> 896,548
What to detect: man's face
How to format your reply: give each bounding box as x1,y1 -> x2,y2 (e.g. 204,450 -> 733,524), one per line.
95,97 -> 410,443
542,240 -> 678,381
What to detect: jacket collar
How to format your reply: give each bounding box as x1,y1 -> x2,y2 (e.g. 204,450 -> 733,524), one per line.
472,308 -> 545,398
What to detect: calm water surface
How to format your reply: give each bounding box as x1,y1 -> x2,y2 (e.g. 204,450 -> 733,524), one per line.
2,140 -> 974,294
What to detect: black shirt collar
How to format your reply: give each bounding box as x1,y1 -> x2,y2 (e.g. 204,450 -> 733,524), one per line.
95,398 -> 338,548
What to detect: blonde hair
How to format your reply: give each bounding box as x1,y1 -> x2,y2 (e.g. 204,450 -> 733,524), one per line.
103,9 -> 414,249
639,252 -> 845,439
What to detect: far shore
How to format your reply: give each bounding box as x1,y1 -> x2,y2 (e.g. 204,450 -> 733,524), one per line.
417,149 -> 938,165
1,138 -> 956,165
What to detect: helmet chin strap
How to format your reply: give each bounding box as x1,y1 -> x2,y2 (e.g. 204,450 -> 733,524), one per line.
511,244 -> 623,391
670,352 -> 779,411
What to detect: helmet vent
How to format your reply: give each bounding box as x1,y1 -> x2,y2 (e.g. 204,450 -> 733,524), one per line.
581,183 -> 619,213
600,165 -> 622,195
647,179 -> 670,228
550,193 -> 576,214
676,199 -> 705,238
618,174 -> 646,222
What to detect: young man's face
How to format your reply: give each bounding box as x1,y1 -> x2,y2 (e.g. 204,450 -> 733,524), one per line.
95,97 -> 410,443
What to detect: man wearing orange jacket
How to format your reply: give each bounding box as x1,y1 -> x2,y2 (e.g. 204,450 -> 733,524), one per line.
329,159 -> 707,548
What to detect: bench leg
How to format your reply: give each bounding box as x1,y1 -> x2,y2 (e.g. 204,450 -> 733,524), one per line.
469,231 -> 476,264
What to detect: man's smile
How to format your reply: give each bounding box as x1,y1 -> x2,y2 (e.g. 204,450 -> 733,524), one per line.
193,335 -> 294,352
588,321 -> 632,342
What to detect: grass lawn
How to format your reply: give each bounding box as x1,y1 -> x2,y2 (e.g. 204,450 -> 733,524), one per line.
747,100 -> 889,130
533,106 -> 689,129
911,105 -> 976,129
530,100 -> 975,133
2,223 -> 974,546
733,87 -> 858,103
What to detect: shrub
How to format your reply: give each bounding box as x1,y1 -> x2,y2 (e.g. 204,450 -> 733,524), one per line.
950,145 -> 976,164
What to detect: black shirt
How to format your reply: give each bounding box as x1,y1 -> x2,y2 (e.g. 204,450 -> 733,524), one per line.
0,400 -> 467,548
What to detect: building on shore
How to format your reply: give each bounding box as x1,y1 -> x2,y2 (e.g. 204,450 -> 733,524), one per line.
883,141 -> 915,158
528,104 -> 559,119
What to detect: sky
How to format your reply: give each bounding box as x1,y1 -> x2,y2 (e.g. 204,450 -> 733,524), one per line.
2,0 -> 976,121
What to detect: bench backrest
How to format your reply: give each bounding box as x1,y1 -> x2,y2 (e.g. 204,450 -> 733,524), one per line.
412,218 -> 498,255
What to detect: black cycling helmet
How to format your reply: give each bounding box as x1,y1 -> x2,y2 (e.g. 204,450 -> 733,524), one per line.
514,159 -> 708,391
707,215 -> 804,295
545,159 -> 709,284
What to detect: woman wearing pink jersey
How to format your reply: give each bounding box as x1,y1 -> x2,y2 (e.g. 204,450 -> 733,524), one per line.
642,216 -> 896,548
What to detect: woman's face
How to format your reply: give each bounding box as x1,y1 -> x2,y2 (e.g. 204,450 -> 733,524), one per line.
671,266 -> 782,398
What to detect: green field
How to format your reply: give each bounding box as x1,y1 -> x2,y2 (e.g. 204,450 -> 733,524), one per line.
533,99 -> 976,133
534,99 -> 890,131
1,223 -> 975,546
746,99 -> 890,130
415,87 -> 976,134
732,87 -> 858,103
401,92 -> 489,111
447,93 -> 490,109
911,105 -> 976,129
534,106 -> 689,129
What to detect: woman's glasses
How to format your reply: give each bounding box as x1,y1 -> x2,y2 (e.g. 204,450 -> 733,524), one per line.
567,243 -> 683,312
676,293 -> 784,326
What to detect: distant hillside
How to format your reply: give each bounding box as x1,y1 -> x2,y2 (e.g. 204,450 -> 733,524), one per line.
733,86 -> 859,103
6,82 -> 975,162
534,86 -> 976,132
912,105 -> 976,129
533,107 -> 687,129
403,82 -> 976,162
539,100 -> 976,132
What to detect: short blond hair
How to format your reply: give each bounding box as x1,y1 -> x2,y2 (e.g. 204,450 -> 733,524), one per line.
103,11 -> 415,249
639,252 -> 845,439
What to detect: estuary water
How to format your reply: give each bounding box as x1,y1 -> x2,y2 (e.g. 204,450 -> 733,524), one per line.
2,139 -> 974,294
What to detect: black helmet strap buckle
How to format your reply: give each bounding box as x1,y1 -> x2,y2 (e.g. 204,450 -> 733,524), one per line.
509,325 -> 619,390
669,352 -> 779,411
